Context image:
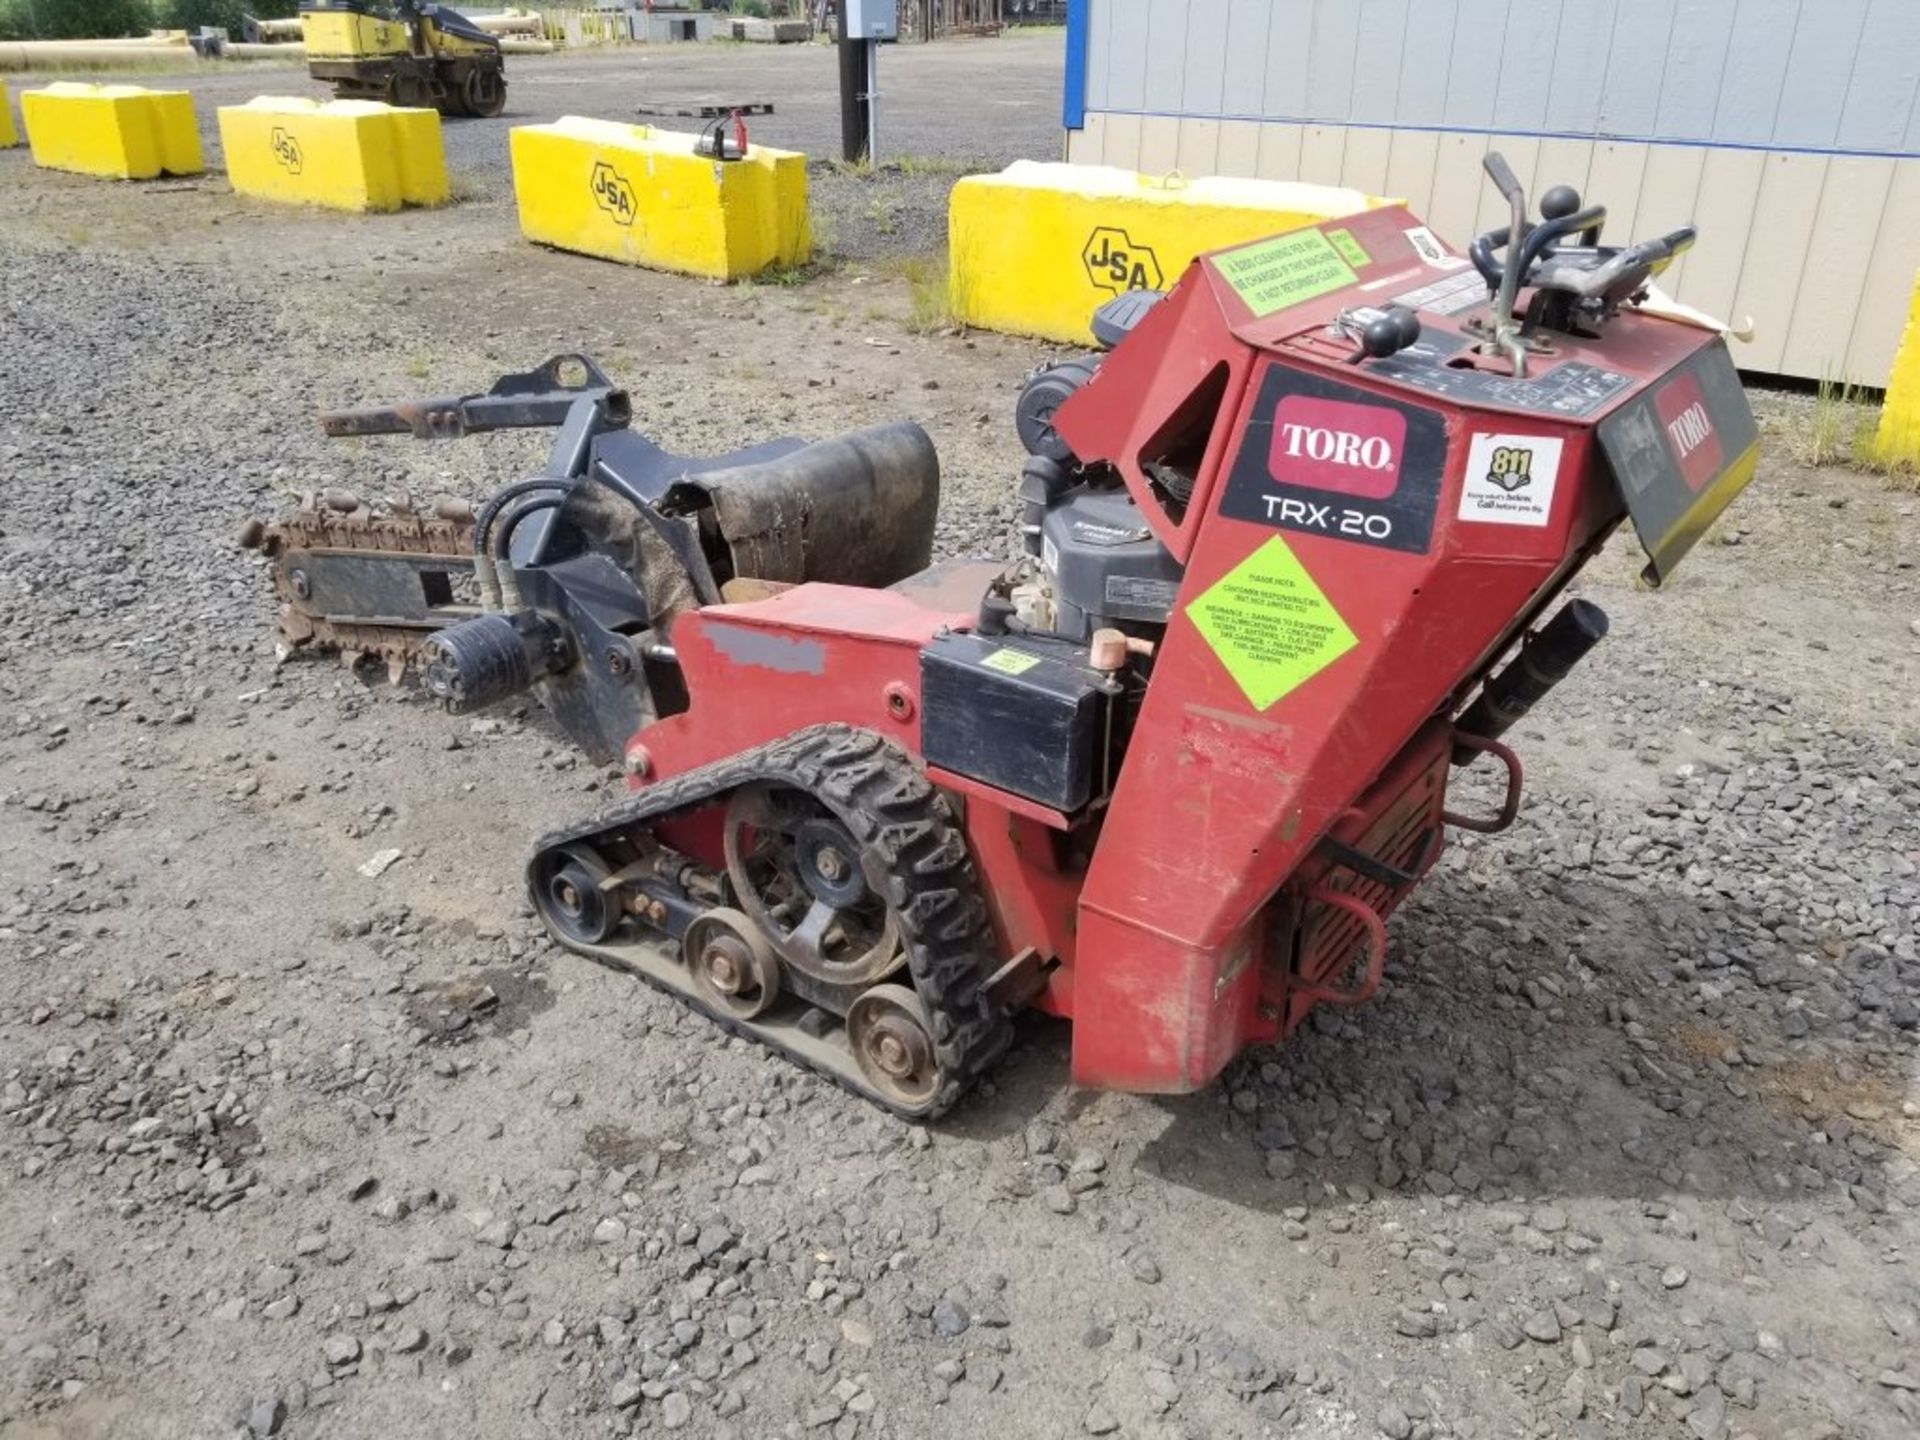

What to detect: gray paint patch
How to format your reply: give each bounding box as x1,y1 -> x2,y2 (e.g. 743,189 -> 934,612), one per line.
704,622 -> 827,676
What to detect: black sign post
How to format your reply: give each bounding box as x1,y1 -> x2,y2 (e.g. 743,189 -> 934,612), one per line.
838,34 -> 872,163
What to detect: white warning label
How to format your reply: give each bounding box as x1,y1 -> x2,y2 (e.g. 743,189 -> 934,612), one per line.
1404,225 -> 1470,271
1459,432 -> 1564,528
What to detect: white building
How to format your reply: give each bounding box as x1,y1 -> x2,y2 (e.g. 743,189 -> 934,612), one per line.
1061,0 -> 1920,385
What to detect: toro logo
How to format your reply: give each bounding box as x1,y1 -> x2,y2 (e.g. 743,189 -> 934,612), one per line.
1267,396 -> 1405,501
1082,227 -> 1164,295
1654,371 -> 1722,492
1220,369 -> 1446,555
270,126 -> 302,175
590,161 -> 636,226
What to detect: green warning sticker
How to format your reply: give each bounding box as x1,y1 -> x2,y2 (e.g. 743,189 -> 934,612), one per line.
1213,229 -> 1358,318
1186,536 -> 1359,710
1326,227 -> 1370,269
980,648 -> 1042,676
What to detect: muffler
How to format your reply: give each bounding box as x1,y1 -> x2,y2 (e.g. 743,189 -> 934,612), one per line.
1453,599 -> 1609,762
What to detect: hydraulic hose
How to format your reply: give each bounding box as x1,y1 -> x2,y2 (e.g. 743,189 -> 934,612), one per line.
472,477 -> 569,610
492,495 -> 567,612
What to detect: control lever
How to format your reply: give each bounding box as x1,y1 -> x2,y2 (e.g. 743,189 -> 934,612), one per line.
1481,151 -> 1533,378
1334,305 -> 1422,364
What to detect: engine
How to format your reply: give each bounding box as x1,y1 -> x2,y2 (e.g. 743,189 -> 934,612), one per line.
994,301 -> 1186,647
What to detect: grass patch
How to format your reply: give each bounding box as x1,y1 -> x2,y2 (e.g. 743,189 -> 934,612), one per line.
736,250 -> 841,289
404,353 -> 432,380
823,155 -> 983,181
792,290 -> 848,321
1788,377 -> 1876,468
1779,375 -> 1920,490
892,154 -> 980,179
864,195 -> 902,236
806,205 -> 839,258
886,252 -> 963,336
749,261 -> 813,286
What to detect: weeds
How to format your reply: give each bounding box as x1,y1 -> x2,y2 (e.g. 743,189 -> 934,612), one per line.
889,252 -> 961,336
736,248 -> 840,290
747,260 -> 814,287
1784,375 -> 1920,490
404,353 -> 432,380
892,154 -> 979,179
807,206 -> 839,257
1790,377 -> 1876,467
823,155 -> 981,181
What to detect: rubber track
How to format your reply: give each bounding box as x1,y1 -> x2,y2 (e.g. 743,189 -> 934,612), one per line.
527,723 -> 1014,1119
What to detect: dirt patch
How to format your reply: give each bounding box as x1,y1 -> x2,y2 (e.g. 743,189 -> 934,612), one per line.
403,967 -> 555,1044
582,1121 -> 691,1181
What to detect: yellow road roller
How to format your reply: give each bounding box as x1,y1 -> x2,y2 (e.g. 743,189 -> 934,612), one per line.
300,0 -> 506,118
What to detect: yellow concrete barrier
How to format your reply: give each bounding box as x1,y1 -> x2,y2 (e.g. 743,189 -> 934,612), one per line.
949,161 -> 1391,344
1873,271 -> 1920,469
510,117 -> 809,281
218,97 -> 447,213
1,81 -> 18,149
21,82 -> 201,180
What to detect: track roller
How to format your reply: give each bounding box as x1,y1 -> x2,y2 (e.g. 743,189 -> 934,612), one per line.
846,984 -> 941,1111
683,907 -> 783,1020
531,847 -> 621,945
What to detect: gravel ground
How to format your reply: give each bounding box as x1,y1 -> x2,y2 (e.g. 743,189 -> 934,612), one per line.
2,37 -> 1920,1440
17,35 -> 1066,261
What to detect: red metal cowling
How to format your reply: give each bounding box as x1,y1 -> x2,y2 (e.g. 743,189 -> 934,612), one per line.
1052,205 -> 1723,1092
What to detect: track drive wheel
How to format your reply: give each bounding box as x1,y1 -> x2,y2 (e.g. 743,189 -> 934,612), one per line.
723,783 -> 905,987
683,907 -> 782,1020
531,847 -> 620,945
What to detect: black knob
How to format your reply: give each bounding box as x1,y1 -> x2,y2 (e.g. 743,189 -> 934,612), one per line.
1359,315 -> 1403,359
1359,307 -> 1421,360
1539,185 -> 1582,221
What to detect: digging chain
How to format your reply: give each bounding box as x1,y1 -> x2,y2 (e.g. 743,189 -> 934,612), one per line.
241,498 -> 476,672
529,724 -> 1015,1118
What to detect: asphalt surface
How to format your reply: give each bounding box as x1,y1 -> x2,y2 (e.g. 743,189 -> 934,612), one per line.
30,32 -> 1067,261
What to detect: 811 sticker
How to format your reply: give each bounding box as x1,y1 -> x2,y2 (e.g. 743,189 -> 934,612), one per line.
1458,432 -> 1564,528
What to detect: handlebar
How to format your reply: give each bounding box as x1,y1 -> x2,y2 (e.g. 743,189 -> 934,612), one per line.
1514,203 -> 1607,280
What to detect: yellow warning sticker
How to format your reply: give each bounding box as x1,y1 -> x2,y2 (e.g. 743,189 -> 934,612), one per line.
1214,229 -> 1358,318
980,648 -> 1042,676
1327,227 -> 1370,269
1185,536 -> 1359,710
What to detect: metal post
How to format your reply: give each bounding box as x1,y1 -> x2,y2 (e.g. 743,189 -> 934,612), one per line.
864,37 -> 880,165
837,33 -> 869,163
